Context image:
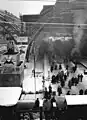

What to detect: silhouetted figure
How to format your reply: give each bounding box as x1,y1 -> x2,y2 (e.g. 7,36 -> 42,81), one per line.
51,96 -> 56,120
79,89 -> 84,95
75,64 -> 77,71
51,75 -> 56,84
49,85 -> 52,95
43,98 -> 51,120
44,87 -> 49,99
72,64 -> 77,73
34,98 -> 39,109
61,79 -> 65,88
80,74 -> 83,82
67,90 -> 70,95
68,80 -> 72,89
72,77 -> 78,86
55,64 -> 57,70
78,74 -> 80,82
60,71 -> 64,78
51,96 -> 56,108
67,70 -> 69,76
58,71 -> 64,81
51,66 -> 53,72
57,86 -> 62,96
59,64 -> 62,70
66,65 -> 69,70
55,74 -> 59,83
84,89 -> 87,95
64,74 -> 67,81
75,77 -> 79,86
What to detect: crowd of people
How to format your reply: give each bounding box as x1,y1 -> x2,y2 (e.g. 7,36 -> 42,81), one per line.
50,61 -> 87,96
32,60 -> 87,120
33,94 -> 67,120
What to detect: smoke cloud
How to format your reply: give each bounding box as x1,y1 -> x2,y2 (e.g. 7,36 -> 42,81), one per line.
71,10 -> 87,56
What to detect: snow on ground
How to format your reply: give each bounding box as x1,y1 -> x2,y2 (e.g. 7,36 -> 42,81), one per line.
21,94 -> 43,100
51,63 -> 87,95
73,65 -> 87,90
23,56 -> 50,93
23,61 -> 43,92
23,56 -> 87,100
22,56 -> 51,100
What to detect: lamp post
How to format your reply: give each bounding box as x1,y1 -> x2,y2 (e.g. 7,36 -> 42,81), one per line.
42,75 -> 45,92
33,44 -> 36,99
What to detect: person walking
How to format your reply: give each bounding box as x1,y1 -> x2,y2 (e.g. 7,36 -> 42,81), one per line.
44,87 -> 49,99
57,85 -> 62,96
50,65 -> 53,72
80,74 -> 83,82
51,96 -> 57,120
33,98 -> 40,109
43,98 -> 51,120
49,85 -> 52,98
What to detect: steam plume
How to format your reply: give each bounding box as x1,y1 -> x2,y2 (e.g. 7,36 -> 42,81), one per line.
71,10 -> 87,56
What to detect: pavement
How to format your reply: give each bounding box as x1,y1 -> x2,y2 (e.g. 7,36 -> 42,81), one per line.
23,60 -> 43,92
22,56 -> 87,100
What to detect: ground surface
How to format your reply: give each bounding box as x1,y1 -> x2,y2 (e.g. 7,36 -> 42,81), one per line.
21,56 -> 87,101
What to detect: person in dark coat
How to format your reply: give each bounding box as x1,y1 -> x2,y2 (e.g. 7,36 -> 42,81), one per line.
71,77 -> 74,86
67,90 -> 70,95
49,85 -> 52,95
66,65 -> 69,70
75,77 -> 79,86
51,75 -> 56,84
51,96 -> 57,120
51,96 -> 56,108
55,64 -> 57,70
44,87 -> 49,99
61,79 -> 65,88
84,89 -> 87,95
64,74 -> 67,81
43,98 -> 51,120
34,98 -> 40,109
68,80 -> 72,89
50,66 -> 53,72
72,65 -> 77,73
79,89 -> 84,95
59,64 -> 62,70
78,74 -> 80,82
55,74 -> 59,83
57,86 -> 62,96
80,74 -> 83,82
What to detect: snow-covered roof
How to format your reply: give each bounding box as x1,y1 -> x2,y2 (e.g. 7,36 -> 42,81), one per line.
65,95 -> 87,105
0,87 -> 22,106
